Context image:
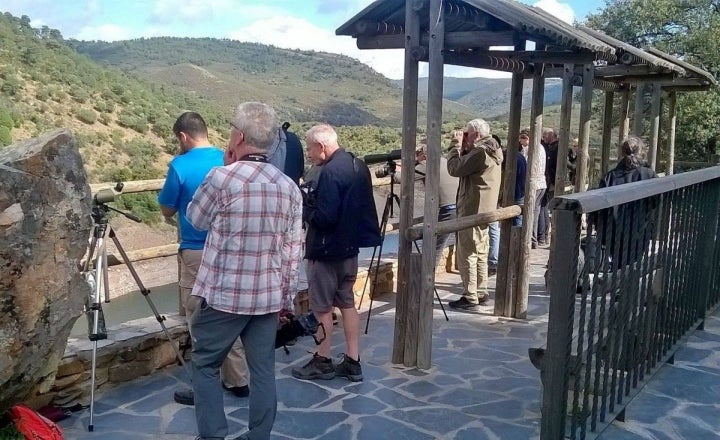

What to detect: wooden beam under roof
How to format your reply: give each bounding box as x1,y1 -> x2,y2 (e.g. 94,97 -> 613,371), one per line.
357,30 -> 516,50
595,64 -> 669,77
441,52 -> 532,74
471,49 -> 596,64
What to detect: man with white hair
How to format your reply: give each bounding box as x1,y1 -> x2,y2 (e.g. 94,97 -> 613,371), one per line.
292,124 -> 381,383
447,118 -> 503,310
187,102 -> 304,440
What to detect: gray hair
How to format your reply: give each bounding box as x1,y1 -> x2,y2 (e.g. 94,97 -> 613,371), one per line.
306,124 -> 339,147
230,102 -> 278,151
543,128 -> 557,140
466,118 -> 490,137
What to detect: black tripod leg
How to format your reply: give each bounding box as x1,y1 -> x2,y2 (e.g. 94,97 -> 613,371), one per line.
357,245 -> 378,311
364,239 -> 385,334
412,240 -> 449,321
108,228 -> 192,379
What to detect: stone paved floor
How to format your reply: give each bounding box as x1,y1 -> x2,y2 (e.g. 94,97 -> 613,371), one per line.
58,250 -> 720,439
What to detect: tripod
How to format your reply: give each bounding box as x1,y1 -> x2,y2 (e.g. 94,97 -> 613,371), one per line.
82,198 -> 191,432
359,162 -> 449,334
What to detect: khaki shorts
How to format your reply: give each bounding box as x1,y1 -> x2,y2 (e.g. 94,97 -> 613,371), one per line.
307,257 -> 358,313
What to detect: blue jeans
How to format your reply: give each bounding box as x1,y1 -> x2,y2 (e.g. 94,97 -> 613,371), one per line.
435,205 -> 457,267
488,221 -> 500,269
488,199 -> 524,269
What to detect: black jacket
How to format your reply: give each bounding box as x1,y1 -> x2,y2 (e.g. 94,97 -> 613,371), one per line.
304,148 -> 381,261
599,161 -> 657,188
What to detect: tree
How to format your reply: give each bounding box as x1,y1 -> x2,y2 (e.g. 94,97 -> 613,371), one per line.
585,0 -> 720,160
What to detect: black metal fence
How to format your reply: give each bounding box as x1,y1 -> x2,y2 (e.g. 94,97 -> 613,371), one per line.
539,166 -> 720,439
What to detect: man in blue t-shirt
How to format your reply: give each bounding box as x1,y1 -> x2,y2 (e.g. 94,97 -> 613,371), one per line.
158,112 -> 249,406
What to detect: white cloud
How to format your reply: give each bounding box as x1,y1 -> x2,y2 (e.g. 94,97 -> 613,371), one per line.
150,0 -> 235,25
533,0 -> 575,23
74,24 -> 141,41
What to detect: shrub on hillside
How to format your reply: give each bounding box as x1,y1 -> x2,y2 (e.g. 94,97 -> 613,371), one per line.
0,75 -> 22,96
70,87 -> 90,103
0,126 -> 12,147
0,110 -> 13,129
76,108 -> 97,124
117,113 -> 148,133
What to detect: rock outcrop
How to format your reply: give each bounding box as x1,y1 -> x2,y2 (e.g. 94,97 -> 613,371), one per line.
0,129 -> 92,411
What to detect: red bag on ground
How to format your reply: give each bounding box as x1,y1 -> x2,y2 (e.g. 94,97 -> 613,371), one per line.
7,404 -> 64,439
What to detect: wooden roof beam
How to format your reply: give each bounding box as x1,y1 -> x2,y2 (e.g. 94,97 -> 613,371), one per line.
441,52 -> 532,74
595,64 -> 668,77
357,30 -> 516,50
471,50 -> 596,64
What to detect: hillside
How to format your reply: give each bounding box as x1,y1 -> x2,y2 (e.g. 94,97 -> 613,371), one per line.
0,13 -> 226,187
68,37 -> 475,128
396,77 -> 564,118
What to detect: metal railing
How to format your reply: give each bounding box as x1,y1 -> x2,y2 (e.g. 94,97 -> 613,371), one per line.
539,166 -> 720,439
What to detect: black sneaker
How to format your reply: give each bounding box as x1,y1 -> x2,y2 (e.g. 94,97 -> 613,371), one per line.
291,353 -> 335,380
223,384 -> 250,398
488,267 -> 497,277
174,387 -> 194,406
448,296 -> 485,311
335,353 -> 363,382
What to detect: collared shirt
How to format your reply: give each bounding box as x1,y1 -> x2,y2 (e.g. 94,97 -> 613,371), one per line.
187,160 -> 304,315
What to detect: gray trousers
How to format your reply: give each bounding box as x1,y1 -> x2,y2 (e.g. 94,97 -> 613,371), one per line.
190,299 -> 278,440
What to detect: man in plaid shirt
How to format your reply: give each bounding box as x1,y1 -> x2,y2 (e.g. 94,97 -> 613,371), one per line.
186,102 -> 303,440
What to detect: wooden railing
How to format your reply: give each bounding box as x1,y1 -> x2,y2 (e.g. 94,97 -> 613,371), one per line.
539,166 -> 720,439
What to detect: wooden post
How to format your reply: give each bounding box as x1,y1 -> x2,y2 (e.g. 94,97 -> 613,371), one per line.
554,64 -> 574,196
508,225 -> 522,316
632,83 -> 645,136
392,0 -> 420,365
404,254 -> 421,367
540,209 -> 581,440
600,91 -> 614,176
416,0 -> 445,369
649,83 -> 662,170
667,91 -> 677,175
619,88 -> 631,158
516,63 -> 545,320
575,63 -> 593,192
495,41 -> 525,318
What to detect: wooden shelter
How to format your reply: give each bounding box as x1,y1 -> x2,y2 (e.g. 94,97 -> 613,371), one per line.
336,0 -> 716,369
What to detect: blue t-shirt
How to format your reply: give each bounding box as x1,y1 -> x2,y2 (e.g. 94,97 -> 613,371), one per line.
158,146 -> 224,250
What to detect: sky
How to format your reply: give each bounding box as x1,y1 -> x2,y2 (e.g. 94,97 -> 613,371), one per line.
2,0 -> 605,79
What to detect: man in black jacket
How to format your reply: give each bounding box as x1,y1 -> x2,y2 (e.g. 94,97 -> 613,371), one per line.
292,124 -> 381,383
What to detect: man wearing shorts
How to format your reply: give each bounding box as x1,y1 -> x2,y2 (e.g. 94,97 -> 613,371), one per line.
292,124 -> 381,382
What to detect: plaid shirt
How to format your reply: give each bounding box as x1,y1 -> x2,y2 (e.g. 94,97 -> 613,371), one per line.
187,161 -> 303,315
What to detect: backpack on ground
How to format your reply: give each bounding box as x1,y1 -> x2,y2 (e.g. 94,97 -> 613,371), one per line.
8,404 -> 64,439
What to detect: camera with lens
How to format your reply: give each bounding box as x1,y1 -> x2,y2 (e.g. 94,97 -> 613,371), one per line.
362,149 -> 402,179
275,311 -> 326,353
374,161 -> 397,179
299,181 -> 317,208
